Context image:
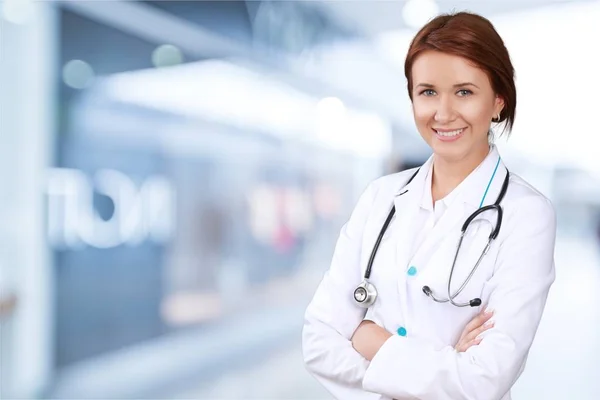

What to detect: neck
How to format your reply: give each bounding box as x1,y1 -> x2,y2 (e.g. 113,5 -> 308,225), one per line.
431,144 -> 490,203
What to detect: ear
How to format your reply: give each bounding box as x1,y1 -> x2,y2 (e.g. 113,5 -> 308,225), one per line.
494,95 -> 505,115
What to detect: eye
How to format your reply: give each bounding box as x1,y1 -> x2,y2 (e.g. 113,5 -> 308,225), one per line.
457,89 -> 473,97
419,89 -> 436,96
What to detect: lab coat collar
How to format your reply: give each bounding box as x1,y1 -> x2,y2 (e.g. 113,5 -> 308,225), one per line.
420,162 -> 462,212
455,145 -> 508,208
394,156 -> 432,197
395,145 -> 508,209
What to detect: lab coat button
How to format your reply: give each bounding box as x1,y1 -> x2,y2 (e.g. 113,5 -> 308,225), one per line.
407,266 -> 417,276
397,326 -> 407,336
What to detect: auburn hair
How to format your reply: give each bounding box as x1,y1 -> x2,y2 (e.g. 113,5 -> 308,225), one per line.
405,12 -> 516,134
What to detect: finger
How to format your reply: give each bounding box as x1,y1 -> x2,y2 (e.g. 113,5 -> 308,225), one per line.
463,309 -> 494,334
464,337 -> 484,352
464,320 -> 495,343
457,309 -> 495,348
456,336 -> 483,353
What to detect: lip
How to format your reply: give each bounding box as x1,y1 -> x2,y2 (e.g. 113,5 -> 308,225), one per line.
432,127 -> 466,142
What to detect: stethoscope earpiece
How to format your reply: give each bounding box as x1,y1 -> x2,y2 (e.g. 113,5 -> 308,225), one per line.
469,298 -> 482,307
422,286 -> 432,296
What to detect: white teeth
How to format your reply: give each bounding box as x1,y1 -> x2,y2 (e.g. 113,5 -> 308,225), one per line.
435,128 -> 464,137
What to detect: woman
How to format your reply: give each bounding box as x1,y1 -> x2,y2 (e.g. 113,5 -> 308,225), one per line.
302,11 -> 556,400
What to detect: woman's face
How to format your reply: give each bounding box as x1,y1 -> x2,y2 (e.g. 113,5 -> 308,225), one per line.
410,50 -> 504,162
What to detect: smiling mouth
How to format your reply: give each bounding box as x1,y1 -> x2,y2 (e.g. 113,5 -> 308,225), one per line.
432,128 -> 465,137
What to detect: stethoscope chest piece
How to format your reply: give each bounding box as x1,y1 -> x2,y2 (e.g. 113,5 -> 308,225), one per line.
354,279 -> 377,308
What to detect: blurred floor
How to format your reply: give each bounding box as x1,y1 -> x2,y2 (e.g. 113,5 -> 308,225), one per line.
169,233 -> 600,400
170,343 -> 328,400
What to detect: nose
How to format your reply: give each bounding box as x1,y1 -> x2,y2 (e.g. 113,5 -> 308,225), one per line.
434,96 -> 456,123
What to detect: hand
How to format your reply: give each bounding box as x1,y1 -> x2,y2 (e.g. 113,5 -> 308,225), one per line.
455,308 -> 495,352
351,320 -> 393,361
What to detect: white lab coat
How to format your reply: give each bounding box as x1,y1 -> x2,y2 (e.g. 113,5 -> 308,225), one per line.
302,146 -> 556,400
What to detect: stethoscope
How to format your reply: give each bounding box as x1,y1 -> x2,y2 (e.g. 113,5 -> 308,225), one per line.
353,159 -> 510,309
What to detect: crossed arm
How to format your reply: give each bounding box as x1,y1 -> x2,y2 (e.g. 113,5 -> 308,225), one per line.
351,309 -> 495,361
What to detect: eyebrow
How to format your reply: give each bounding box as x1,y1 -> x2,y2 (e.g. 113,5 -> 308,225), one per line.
415,82 -> 480,89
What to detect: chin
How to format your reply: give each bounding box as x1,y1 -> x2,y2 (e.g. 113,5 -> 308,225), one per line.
430,140 -> 471,162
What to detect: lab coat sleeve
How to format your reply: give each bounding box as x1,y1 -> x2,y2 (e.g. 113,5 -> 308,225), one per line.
362,196 -> 557,400
302,181 -> 381,398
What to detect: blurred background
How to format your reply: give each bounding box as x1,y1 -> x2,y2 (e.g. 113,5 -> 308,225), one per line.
1,0 -> 599,399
